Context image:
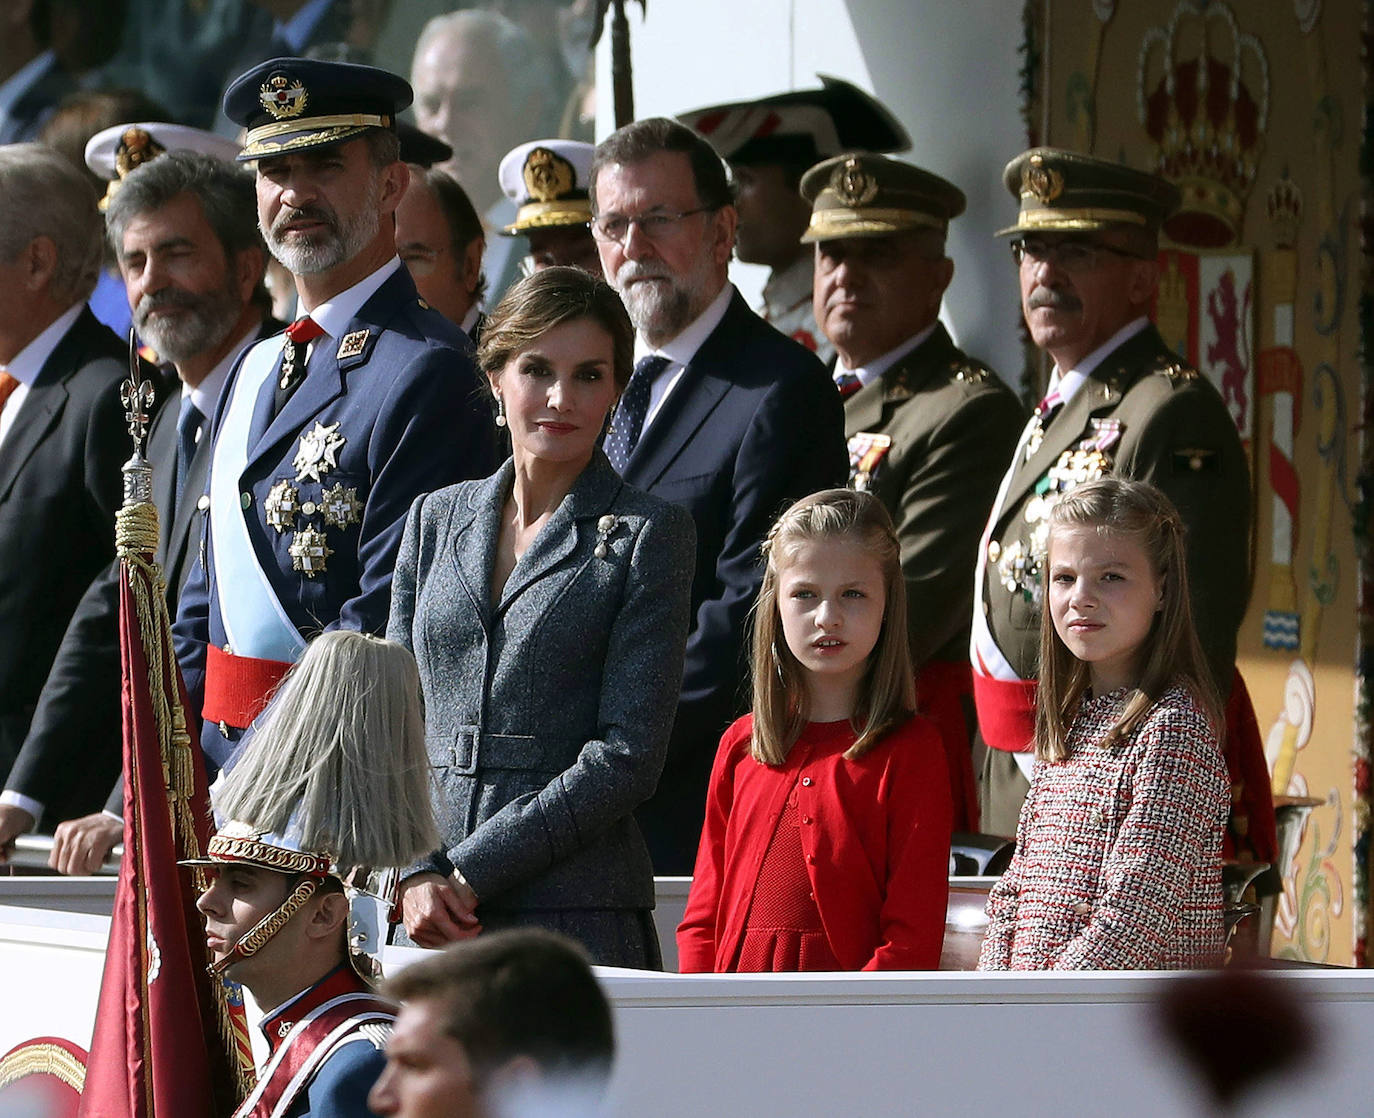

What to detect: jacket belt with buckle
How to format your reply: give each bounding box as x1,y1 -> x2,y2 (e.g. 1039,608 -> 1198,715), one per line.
203,643 -> 293,731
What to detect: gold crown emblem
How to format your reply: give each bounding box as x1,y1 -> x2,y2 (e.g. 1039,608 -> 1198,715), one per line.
1021,154 -> 1063,205
830,157 -> 879,208
1265,170 -> 1302,249
114,128 -> 165,180
523,146 -> 574,203
260,73 -> 309,121
1138,0 -> 1268,248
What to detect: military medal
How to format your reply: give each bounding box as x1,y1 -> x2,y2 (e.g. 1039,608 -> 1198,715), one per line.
1081,418 -> 1122,453
265,479 -> 301,532
279,337 -> 302,391
320,482 -> 363,529
289,527 -> 333,576
293,421 -> 346,483
846,432 -> 892,492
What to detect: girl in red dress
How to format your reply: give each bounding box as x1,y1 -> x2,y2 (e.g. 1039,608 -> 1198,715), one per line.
977,478 -> 1229,970
678,489 -> 952,972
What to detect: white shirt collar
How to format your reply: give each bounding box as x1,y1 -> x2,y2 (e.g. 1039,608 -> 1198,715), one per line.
0,50 -> 55,118
305,257 -> 403,341
634,282 -> 733,368
5,302 -> 84,386
185,323 -> 259,416
1048,316 -> 1149,405
460,303 -> 481,338
839,321 -> 937,387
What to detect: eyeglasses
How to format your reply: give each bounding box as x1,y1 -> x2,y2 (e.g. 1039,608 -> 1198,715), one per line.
591,207 -> 713,245
1009,237 -> 1149,271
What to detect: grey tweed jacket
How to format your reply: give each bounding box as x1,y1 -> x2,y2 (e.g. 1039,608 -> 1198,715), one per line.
387,451 -> 695,913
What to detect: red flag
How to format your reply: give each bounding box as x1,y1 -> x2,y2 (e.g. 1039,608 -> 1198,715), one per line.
77,502 -> 255,1116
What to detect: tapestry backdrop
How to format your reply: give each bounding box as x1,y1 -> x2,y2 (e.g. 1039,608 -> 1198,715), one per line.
1023,0 -> 1369,964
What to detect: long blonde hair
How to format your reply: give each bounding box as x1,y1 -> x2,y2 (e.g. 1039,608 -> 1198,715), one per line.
1035,477 -> 1222,761
213,631 -> 439,869
749,489 -> 915,765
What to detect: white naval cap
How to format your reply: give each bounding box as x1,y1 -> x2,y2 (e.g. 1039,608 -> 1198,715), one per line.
498,139 -> 595,236
84,122 -> 244,209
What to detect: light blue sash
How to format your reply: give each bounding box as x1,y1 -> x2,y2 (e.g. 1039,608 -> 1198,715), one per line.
208,339 -> 307,662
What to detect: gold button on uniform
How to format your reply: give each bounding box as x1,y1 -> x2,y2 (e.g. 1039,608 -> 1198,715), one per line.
987,540 -> 1001,563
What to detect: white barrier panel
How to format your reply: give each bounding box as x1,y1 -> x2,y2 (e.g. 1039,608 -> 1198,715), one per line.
9,898 -> 1371,1117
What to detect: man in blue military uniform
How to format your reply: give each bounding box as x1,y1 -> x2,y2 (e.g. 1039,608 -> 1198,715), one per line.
175,57 -> 496,771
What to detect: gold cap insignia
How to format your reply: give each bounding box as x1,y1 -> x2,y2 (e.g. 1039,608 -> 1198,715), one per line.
260,74 -> 309,121
523,146 -> 575,203
115,128 -> 165,180
831,157 -> 879,208
1022,154 -> 1063,205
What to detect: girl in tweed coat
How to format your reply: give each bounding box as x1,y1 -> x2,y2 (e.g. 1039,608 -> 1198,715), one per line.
978,478 -> 1229,971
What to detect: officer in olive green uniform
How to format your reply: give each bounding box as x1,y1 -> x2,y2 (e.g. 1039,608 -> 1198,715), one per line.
972,148 -> 1272,863
802,153 -> 1025,832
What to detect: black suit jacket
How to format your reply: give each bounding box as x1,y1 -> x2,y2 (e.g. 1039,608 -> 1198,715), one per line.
621,289 -> 848,872
7,321 -> 276,823
0,309 -> 132,786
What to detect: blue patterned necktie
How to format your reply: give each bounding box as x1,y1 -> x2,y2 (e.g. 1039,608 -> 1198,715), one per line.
605,354 -> 671,473
175,396 -> 204,507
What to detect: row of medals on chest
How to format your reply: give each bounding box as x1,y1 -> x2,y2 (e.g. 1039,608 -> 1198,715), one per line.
261,331 -> 371,577
263,414 -> 361,577
994,416 -> 1122,603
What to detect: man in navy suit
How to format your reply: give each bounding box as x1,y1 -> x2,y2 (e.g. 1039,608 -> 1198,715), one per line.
0,145 -> 130,860
0,148 -> 276,870
592,117 -> 847,873
175,57 -> 496,773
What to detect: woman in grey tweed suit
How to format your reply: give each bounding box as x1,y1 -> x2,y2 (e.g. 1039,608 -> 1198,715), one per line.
388,268 -> 695,968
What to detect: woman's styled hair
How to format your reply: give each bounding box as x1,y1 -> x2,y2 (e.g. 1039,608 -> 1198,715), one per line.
1035,477 -> 1222,761
213,630 -> 439,870
477,265 -> 635,392
749,488 -> 915,765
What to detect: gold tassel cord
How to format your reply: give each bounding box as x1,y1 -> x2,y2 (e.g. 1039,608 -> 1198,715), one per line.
117,499 -> 257,1098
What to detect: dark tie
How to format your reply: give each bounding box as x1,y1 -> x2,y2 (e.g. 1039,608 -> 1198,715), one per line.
273,315 -> 326,416
175,396 -> 204,508
605,354 -> 671,473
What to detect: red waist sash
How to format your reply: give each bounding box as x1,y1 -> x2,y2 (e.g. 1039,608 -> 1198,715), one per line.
971,671 -> 1037,754
203,644 -> 293,730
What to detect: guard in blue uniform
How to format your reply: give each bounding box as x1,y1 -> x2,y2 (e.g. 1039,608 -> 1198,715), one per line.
173,57 -> 497,770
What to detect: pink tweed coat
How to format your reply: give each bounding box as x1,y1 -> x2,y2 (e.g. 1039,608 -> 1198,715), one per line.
978,685 -> 1229,970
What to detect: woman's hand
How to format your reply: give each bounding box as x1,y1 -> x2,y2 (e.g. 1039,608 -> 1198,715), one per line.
399,871 -> 482,947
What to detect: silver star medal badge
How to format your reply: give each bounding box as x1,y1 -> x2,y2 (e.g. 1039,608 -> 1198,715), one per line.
293,421 -> 346,483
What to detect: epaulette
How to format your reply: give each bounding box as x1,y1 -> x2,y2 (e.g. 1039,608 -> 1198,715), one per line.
951,359 -> 990,386
1154,359 -> 1200,386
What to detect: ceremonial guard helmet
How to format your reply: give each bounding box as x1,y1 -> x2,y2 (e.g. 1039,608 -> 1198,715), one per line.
184,630 -> 437,981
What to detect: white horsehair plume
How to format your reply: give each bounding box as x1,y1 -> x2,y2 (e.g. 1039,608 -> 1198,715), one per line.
213,630 -> 438,871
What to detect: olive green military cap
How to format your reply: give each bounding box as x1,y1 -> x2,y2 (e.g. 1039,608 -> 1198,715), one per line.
800,152 -> 965,243
998,147 -> 1181,237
